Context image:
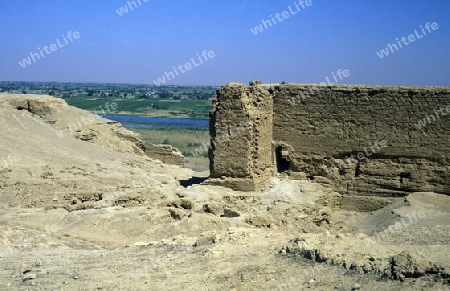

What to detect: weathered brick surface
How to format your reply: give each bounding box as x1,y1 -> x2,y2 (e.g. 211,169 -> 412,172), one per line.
206,83 -> 274,191
208,83 -> 450,195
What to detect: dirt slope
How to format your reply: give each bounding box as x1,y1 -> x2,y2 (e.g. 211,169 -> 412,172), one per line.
0,94 -> 448,290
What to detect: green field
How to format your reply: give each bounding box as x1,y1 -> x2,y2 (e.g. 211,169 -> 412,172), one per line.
64,97 -> 212,118
132,128 -> 210,157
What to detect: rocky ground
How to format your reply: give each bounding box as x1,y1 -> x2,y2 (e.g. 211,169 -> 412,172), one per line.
0,94 -> 449,290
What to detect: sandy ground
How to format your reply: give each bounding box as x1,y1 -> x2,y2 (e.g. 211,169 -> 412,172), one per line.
0,94 -> 449,290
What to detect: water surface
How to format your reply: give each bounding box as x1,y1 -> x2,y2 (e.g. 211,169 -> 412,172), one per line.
101,114 -> 209,130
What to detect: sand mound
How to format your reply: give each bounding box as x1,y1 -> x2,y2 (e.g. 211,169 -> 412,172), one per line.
0,94 -> 185,210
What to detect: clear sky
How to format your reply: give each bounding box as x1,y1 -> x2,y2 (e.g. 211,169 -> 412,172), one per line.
1,0 -> 449,86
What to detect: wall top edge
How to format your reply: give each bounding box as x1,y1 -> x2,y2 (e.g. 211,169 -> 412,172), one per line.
222,82 -> 450,90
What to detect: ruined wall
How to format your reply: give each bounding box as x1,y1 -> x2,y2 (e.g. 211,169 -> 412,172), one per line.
206,83 -> 275,191
208,82 -> 450,196
272,84 -> 450,196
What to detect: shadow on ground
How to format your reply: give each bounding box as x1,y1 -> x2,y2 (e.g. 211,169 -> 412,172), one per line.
179,176 -> 209,187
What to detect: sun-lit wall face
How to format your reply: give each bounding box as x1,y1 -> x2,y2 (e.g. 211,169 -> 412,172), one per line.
207,83 -> 275,191
209,82 -> 450,195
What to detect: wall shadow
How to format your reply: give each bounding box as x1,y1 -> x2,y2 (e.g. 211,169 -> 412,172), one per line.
179,176 -> 209,187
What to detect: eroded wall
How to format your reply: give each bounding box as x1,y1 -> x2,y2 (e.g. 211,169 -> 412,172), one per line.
208,83 -> 450,196
272,84 -> 450,196
207,83 -> 274,191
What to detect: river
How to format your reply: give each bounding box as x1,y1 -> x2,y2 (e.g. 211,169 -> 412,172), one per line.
100,114 -> 209,130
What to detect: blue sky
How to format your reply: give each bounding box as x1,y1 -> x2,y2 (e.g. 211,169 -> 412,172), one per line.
1,0 -> 449,86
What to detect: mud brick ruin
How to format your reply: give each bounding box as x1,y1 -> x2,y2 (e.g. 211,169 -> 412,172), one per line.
206,82 -> 450,196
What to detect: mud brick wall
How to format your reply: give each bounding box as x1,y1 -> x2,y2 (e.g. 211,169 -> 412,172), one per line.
208,82 -> 450,196
272,84 -> 450,196
207,83 -> 275,191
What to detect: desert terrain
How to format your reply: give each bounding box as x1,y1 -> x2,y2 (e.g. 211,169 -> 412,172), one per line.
0,94 -> 449,290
